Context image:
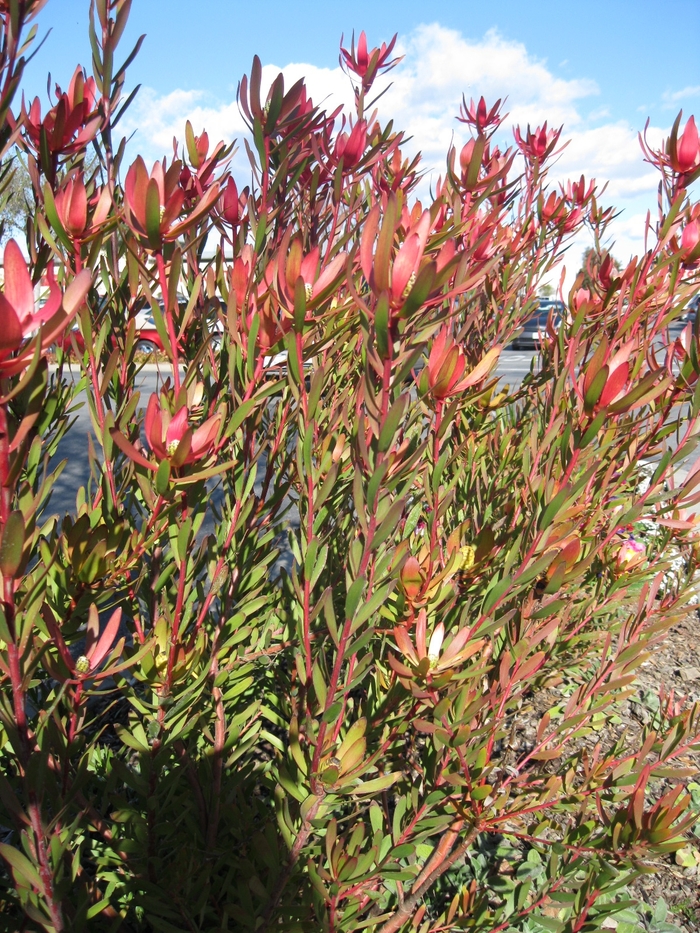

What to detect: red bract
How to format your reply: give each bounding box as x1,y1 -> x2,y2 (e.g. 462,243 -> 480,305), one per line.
256,295 -> 293,352
54,175 -> 87,237
681,218 -> 700,262
464,214 -> 498,262
179,122 -> 229,206
359,202 -> 434,307
123,155 -> 220,250
580,338 -> 637,413
0,239 -> 91,374
51,173 -> 111,241
45,606 -> 123,681
539,191 -> 581,232
144,394 -> 221,467
16,66 -> 100,174
372,146 -> 420,195
458,138 -> 480,181
78,607 -> 123,675
274,234 -> 346,309
390,210 -> 431,304
424,327 -> 501,400
562,174 -> 596,207
573,288 -> 591,310
457,139 -> 514,196
669,115 -> 700,174
218,176 -> 243,227
458,95 -> 504,135
339,30 -> 400,88
598,253 -> 618,290
514,121 -> 562,163
334,119 -> 367,170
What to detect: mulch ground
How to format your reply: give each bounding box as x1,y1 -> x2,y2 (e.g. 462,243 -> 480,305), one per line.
623,611 -> 700,931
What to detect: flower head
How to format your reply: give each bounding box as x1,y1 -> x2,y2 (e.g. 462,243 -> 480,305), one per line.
333,119 -> 367,170
612,537 -> 646,574
0,239 -> 91,374
340,31 -> 401,89
272,232 -> 346,311
44,605 -> 123,682
389,610 -> 485,683
124,155 -> 220,250
514,122 -> 562,163
423,327 -> 501,401
17,67 -> 100,180
400,555 -> 425,601
218,176 -> 244,228
458,95 -> 505,135
51,173 -> 111,241
668,115 -> 700,175
144,393 -> 221,467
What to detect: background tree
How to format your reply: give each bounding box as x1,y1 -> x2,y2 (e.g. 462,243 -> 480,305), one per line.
0,150 -> 33,240
579,244 -> 622,293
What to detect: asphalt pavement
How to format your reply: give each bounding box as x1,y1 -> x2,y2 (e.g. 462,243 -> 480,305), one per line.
44,344 -> 699,521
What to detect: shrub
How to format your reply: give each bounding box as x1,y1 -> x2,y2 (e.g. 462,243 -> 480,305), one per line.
0,3 -> 699,931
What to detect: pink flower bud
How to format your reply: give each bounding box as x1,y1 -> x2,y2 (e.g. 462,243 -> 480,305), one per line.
681,219 -> 700,254
674,116 -> 700,174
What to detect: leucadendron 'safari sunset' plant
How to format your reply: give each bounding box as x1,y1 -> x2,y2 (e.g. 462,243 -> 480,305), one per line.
0,2 -> 699,930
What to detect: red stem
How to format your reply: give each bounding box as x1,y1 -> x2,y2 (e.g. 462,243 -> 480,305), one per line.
156,252 -> 181,393
0,399 -> 64,930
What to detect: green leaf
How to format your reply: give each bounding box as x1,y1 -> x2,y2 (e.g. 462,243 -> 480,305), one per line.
345,575 -> 366,621
254,211 -> 267,253
577,410 -> 607,449
145,177 -> 162,248
369,802 -> 383,835
185,120 -> 199,167
294,275 -> 307,333
584,365 -> 608,413
0,510 -> 24,578
283,330 -> 302,385
322,701 -> 343,723
42,182 -> 72,250
353,772 -> 402,795
0,843 -> 44,892
114,724 -> 149,753
155,458 -> 171,495
312,660 -> 327,708
373,196 -> 397,293
375,292 -> 391,361
401,261 -> 436,318
378,394 -> 408,453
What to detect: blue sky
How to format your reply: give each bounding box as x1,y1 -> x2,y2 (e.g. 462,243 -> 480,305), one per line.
18,0 -> 700,273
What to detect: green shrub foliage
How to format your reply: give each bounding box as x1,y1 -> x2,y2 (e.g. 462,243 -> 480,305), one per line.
0,3 -> 699,930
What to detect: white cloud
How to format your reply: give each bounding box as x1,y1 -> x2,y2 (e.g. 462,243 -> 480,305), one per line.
662,85 -> 700,106
121,86 -> 248,163
552,122 -> 663,197
367,24 -> 599,181
120,22 -> 673,281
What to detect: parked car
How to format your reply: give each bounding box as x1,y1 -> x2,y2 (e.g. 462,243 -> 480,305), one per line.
261,350 -> 315,381
132,310 -> 165,355
512,299 -> 563,350
680,293 -> 700,326
53,307 -> 165,357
